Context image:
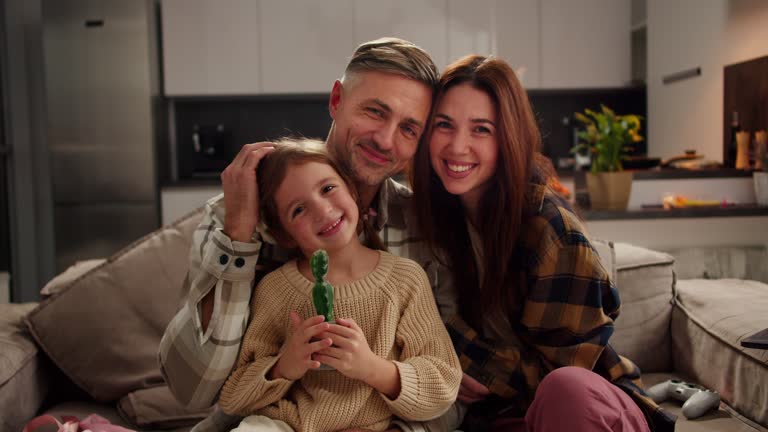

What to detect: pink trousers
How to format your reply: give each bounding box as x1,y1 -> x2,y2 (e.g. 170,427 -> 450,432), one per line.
492,367 -> 650,432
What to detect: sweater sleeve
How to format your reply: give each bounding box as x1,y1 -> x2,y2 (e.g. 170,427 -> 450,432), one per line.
218,274 -> 294,416
384,261 -> 462,421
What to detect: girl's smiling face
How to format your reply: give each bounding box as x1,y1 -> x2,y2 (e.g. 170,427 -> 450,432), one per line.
273,161 -> 359,256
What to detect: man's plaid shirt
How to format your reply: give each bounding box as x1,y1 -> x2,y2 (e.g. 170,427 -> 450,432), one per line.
158,178 -> 450,431
446,184 -> 675,432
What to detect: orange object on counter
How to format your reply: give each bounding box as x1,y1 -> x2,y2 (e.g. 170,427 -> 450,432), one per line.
661,194 -> 725,209
549,177 -> 571,199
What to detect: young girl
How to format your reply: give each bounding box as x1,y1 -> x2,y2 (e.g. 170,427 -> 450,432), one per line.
412,56 -> 675,431
218,138 -> 461,432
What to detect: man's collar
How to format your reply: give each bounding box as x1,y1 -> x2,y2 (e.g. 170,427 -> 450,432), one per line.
367,178 -> 395,231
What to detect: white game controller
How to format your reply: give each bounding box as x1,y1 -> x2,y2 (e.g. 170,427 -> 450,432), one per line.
646,379 -> 721,419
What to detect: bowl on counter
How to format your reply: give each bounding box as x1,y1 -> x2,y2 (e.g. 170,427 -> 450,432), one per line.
623,157 -> 661,170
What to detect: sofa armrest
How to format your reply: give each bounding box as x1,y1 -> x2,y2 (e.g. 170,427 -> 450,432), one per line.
0,303 -> 48,432
610,243 -> 676,373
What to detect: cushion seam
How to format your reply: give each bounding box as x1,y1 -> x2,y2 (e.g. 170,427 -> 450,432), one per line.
0,347 -> 38,388
617,261 -> 675,272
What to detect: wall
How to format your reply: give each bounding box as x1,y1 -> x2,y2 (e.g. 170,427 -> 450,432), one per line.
647,0 -> 768,161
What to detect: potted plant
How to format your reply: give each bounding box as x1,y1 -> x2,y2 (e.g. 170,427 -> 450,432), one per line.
571,105 -> 643,211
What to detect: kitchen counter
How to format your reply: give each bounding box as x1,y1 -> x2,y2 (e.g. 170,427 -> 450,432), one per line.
162,168 -> 766,224
582,204 -> 768,220
557,167 -> 755,180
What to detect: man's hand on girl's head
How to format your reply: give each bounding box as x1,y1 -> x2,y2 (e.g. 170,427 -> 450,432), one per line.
221,141 -> 276,242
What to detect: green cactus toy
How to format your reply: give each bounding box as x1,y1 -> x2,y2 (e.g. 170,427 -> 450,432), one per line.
311,250 -> 334,322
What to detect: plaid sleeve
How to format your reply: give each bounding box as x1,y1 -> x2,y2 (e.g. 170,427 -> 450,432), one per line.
521,208 -> 619,371
158,195 -> 262,410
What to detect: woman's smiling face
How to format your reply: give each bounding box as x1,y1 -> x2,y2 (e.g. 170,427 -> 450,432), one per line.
429,83 -> 499,210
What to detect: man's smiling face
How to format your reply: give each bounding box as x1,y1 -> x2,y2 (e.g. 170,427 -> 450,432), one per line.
326,71 -> 433,187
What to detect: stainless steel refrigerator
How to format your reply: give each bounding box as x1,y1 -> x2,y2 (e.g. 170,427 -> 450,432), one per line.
43,0 -> 161,271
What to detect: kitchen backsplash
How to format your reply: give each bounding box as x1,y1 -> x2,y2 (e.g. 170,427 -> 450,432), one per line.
170,87 -> 646,180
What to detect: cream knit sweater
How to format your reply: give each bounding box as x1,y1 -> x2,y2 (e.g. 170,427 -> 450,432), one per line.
219,251 -> 461,432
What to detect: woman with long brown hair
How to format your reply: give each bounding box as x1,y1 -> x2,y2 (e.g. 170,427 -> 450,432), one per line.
412,55 -> 675,432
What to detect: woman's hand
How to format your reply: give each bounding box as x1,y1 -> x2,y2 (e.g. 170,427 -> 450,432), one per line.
458,373 -> 491,404
270,312 -> 332,381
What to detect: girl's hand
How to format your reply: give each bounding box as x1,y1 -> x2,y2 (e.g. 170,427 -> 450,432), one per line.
314,318 -> 378,381
316,318 -> 401,399
270,312 -> 332,381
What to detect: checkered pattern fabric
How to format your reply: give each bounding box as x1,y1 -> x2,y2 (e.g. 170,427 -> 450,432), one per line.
446,185 -> 675,432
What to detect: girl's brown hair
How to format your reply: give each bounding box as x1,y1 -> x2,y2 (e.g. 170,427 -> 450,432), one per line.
411,55 -> 555,330
258,138 -> 384,251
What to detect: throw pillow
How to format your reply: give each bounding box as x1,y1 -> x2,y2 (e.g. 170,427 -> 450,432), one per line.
39,259 -> 106,298
25,208 -> 204,402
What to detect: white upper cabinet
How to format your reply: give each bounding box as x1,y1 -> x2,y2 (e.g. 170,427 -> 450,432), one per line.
260,0 -> 356,93
447,0 -> 494,65
540,0 -> 631,88
495,0 -> 541,88
161,0 -> 260,96
354,0 -> 449,70
160,0 -> 632,95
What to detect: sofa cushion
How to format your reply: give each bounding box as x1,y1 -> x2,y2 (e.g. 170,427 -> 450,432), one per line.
118,385 -> 213,429
672,278 -> 768,428
610,243 -> 675,373
0,303 -> 47,432
25,208 -> 204,403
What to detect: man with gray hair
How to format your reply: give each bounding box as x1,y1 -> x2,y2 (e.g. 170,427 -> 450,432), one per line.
159,38 -> 453,431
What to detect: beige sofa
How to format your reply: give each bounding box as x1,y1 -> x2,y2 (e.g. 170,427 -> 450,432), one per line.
1,209 -> 767,432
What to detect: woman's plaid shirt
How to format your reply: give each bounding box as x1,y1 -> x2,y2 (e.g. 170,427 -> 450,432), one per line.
445,184 -> 675,432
